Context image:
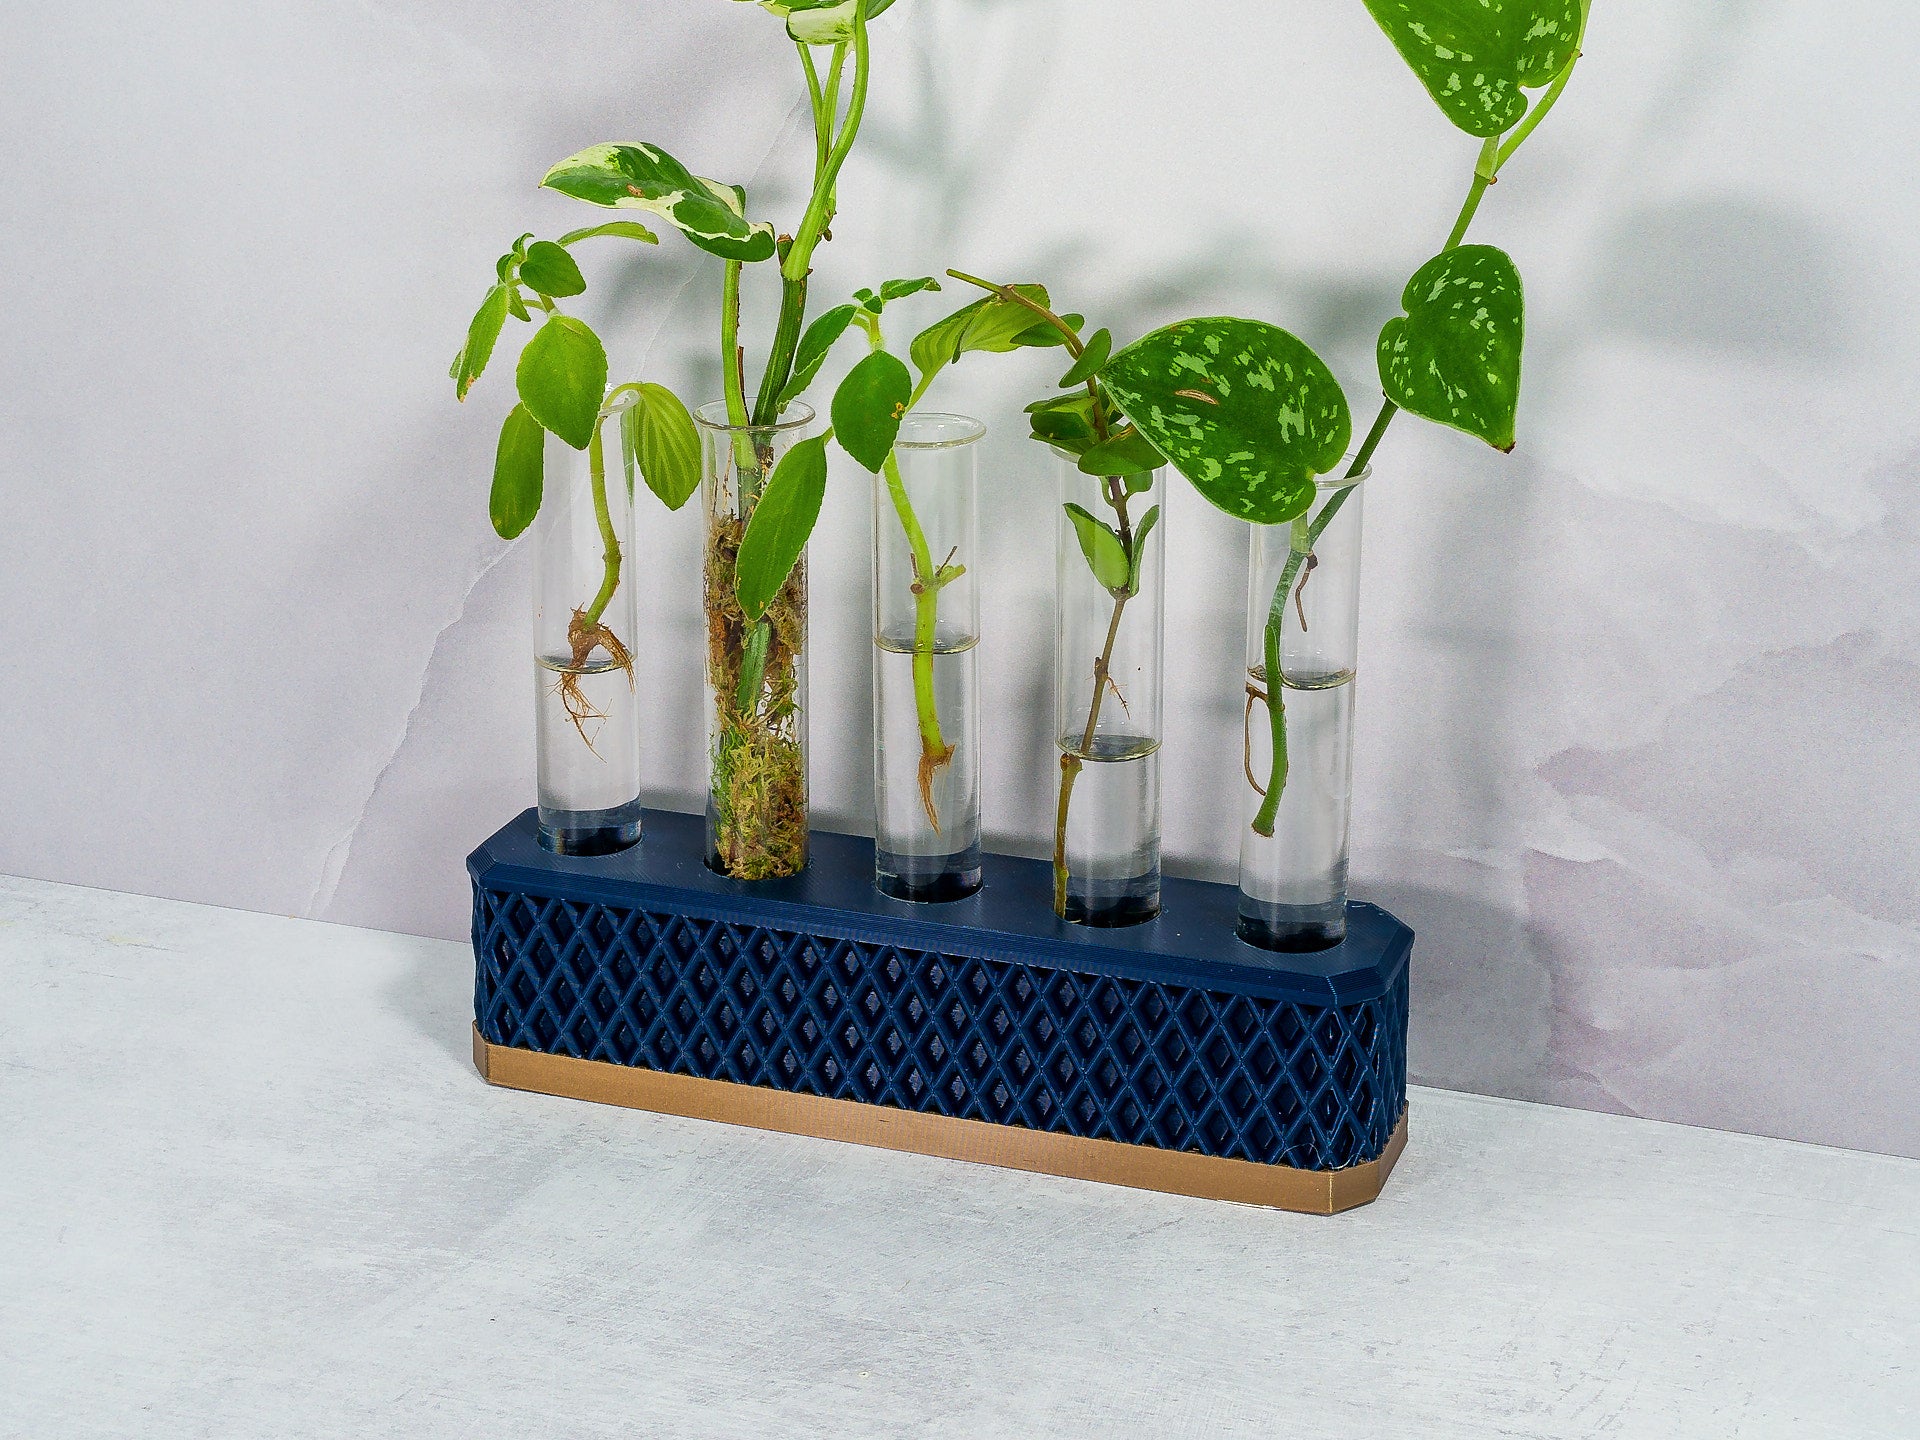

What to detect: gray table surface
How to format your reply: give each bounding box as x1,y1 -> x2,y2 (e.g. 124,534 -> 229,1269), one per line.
3,873 -> 1914,1439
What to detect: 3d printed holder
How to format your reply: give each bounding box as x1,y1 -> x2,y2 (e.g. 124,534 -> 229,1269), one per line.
470,809 -> 1411,1214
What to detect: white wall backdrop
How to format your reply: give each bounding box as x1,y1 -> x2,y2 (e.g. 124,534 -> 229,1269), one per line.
5,1 -> 1918,1156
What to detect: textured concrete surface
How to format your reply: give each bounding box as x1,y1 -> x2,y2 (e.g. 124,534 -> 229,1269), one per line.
3,876 -> 1916,1438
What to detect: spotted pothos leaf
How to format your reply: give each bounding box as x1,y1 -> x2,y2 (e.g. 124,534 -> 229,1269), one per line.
1378,245 -> 1524,451
1362,0 -> 1583,137
1102,318 -> 1351,526
541,144 -> 776,263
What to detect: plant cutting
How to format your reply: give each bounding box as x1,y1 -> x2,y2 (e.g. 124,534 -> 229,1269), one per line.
944,0 -> 1587,930
929,273 -> 1175,923
1105,0 -> 1593,947
533,0 -> 904,880
449,224 -> 701,852
730,275 -> 1071,898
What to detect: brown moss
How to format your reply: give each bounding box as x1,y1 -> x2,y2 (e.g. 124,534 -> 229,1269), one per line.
704,506 -> 808,880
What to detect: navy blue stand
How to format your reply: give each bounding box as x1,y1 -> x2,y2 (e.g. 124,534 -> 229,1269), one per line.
470,809 -> 1411,1203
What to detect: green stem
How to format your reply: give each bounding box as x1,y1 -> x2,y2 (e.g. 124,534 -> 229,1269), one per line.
798,43 -> 828,172
751,269 -> 810,430
722,261 -> 748,429
752,16 -> 869,425
883,451 -> 950,779
1250,122 -> 1535,830
1496,3 -> 1589,172
787,17 -> 867,283
1053,479 -> 1136,916
581,420 -> 622,629
721,259 -> 762,480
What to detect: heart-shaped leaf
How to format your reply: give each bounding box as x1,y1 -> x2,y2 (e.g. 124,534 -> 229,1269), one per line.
735,435 -> 829,623
541,143 -> 776,264
1363,0 -> 1583,137
625,383 -> 701,510
1103,318 -> 1351,525
1378,244 -> 1524,451
516,315 -> 607,451
832,350 -> 912,473
779,303 -> 858,408
518,240 -> 586,299
490,404 -> 545,539
455,284 -> 511,400
1058,327 -> 1112,389
1063,503 -> 1131,592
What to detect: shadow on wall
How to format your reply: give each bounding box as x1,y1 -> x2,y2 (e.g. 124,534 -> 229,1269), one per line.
1588,197 -> 1856,361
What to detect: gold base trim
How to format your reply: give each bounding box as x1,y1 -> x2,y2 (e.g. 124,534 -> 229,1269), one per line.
473,1027 -> 1406,1215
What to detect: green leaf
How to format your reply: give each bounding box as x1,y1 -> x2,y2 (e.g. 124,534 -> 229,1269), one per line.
1103,317 -> 1351,526
751,0 -> 897,44
505,289 -> 531,322
626,382 -> 701,510
455,285 -> 511,401
1012,313 -> 1081,350
1362,0 -> 1583,137
1063,502 -> 1131,592
557,220 -> 660,247
910,284 -> 1054,390
1059,328 -> 1112,389
518,240 -> 586,299
1378,243 -> 1525,451
1027,393 -> 1102,456
516,315 -> 607,451
1127,504 -> 1161,596
735,435 -> 829,623
879,276 -> 941,303
490,404 -> 545,539
832,350 -> 912,473
1077,426 -> 1164,479
780,303 -> 858,409
541,143 -> 777,263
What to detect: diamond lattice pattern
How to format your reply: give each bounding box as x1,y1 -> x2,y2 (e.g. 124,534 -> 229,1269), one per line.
473,889 -> 1406,1171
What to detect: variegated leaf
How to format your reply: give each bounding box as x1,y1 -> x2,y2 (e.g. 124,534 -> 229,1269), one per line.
541,143 -> 776,263
1103,318 -> 1351,526
1378,244 -> 1524,451
1363,0 -> 1583,137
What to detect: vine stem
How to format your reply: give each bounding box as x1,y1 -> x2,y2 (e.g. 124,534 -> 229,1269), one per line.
882,449 -> 958,829
752,9 -> 871,426
581,419 -> 622,629
939,270 -> 1139,913
1054,577 -> 1132,917
1249,27 -> 1588,832
1054,473 -> 1138,916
